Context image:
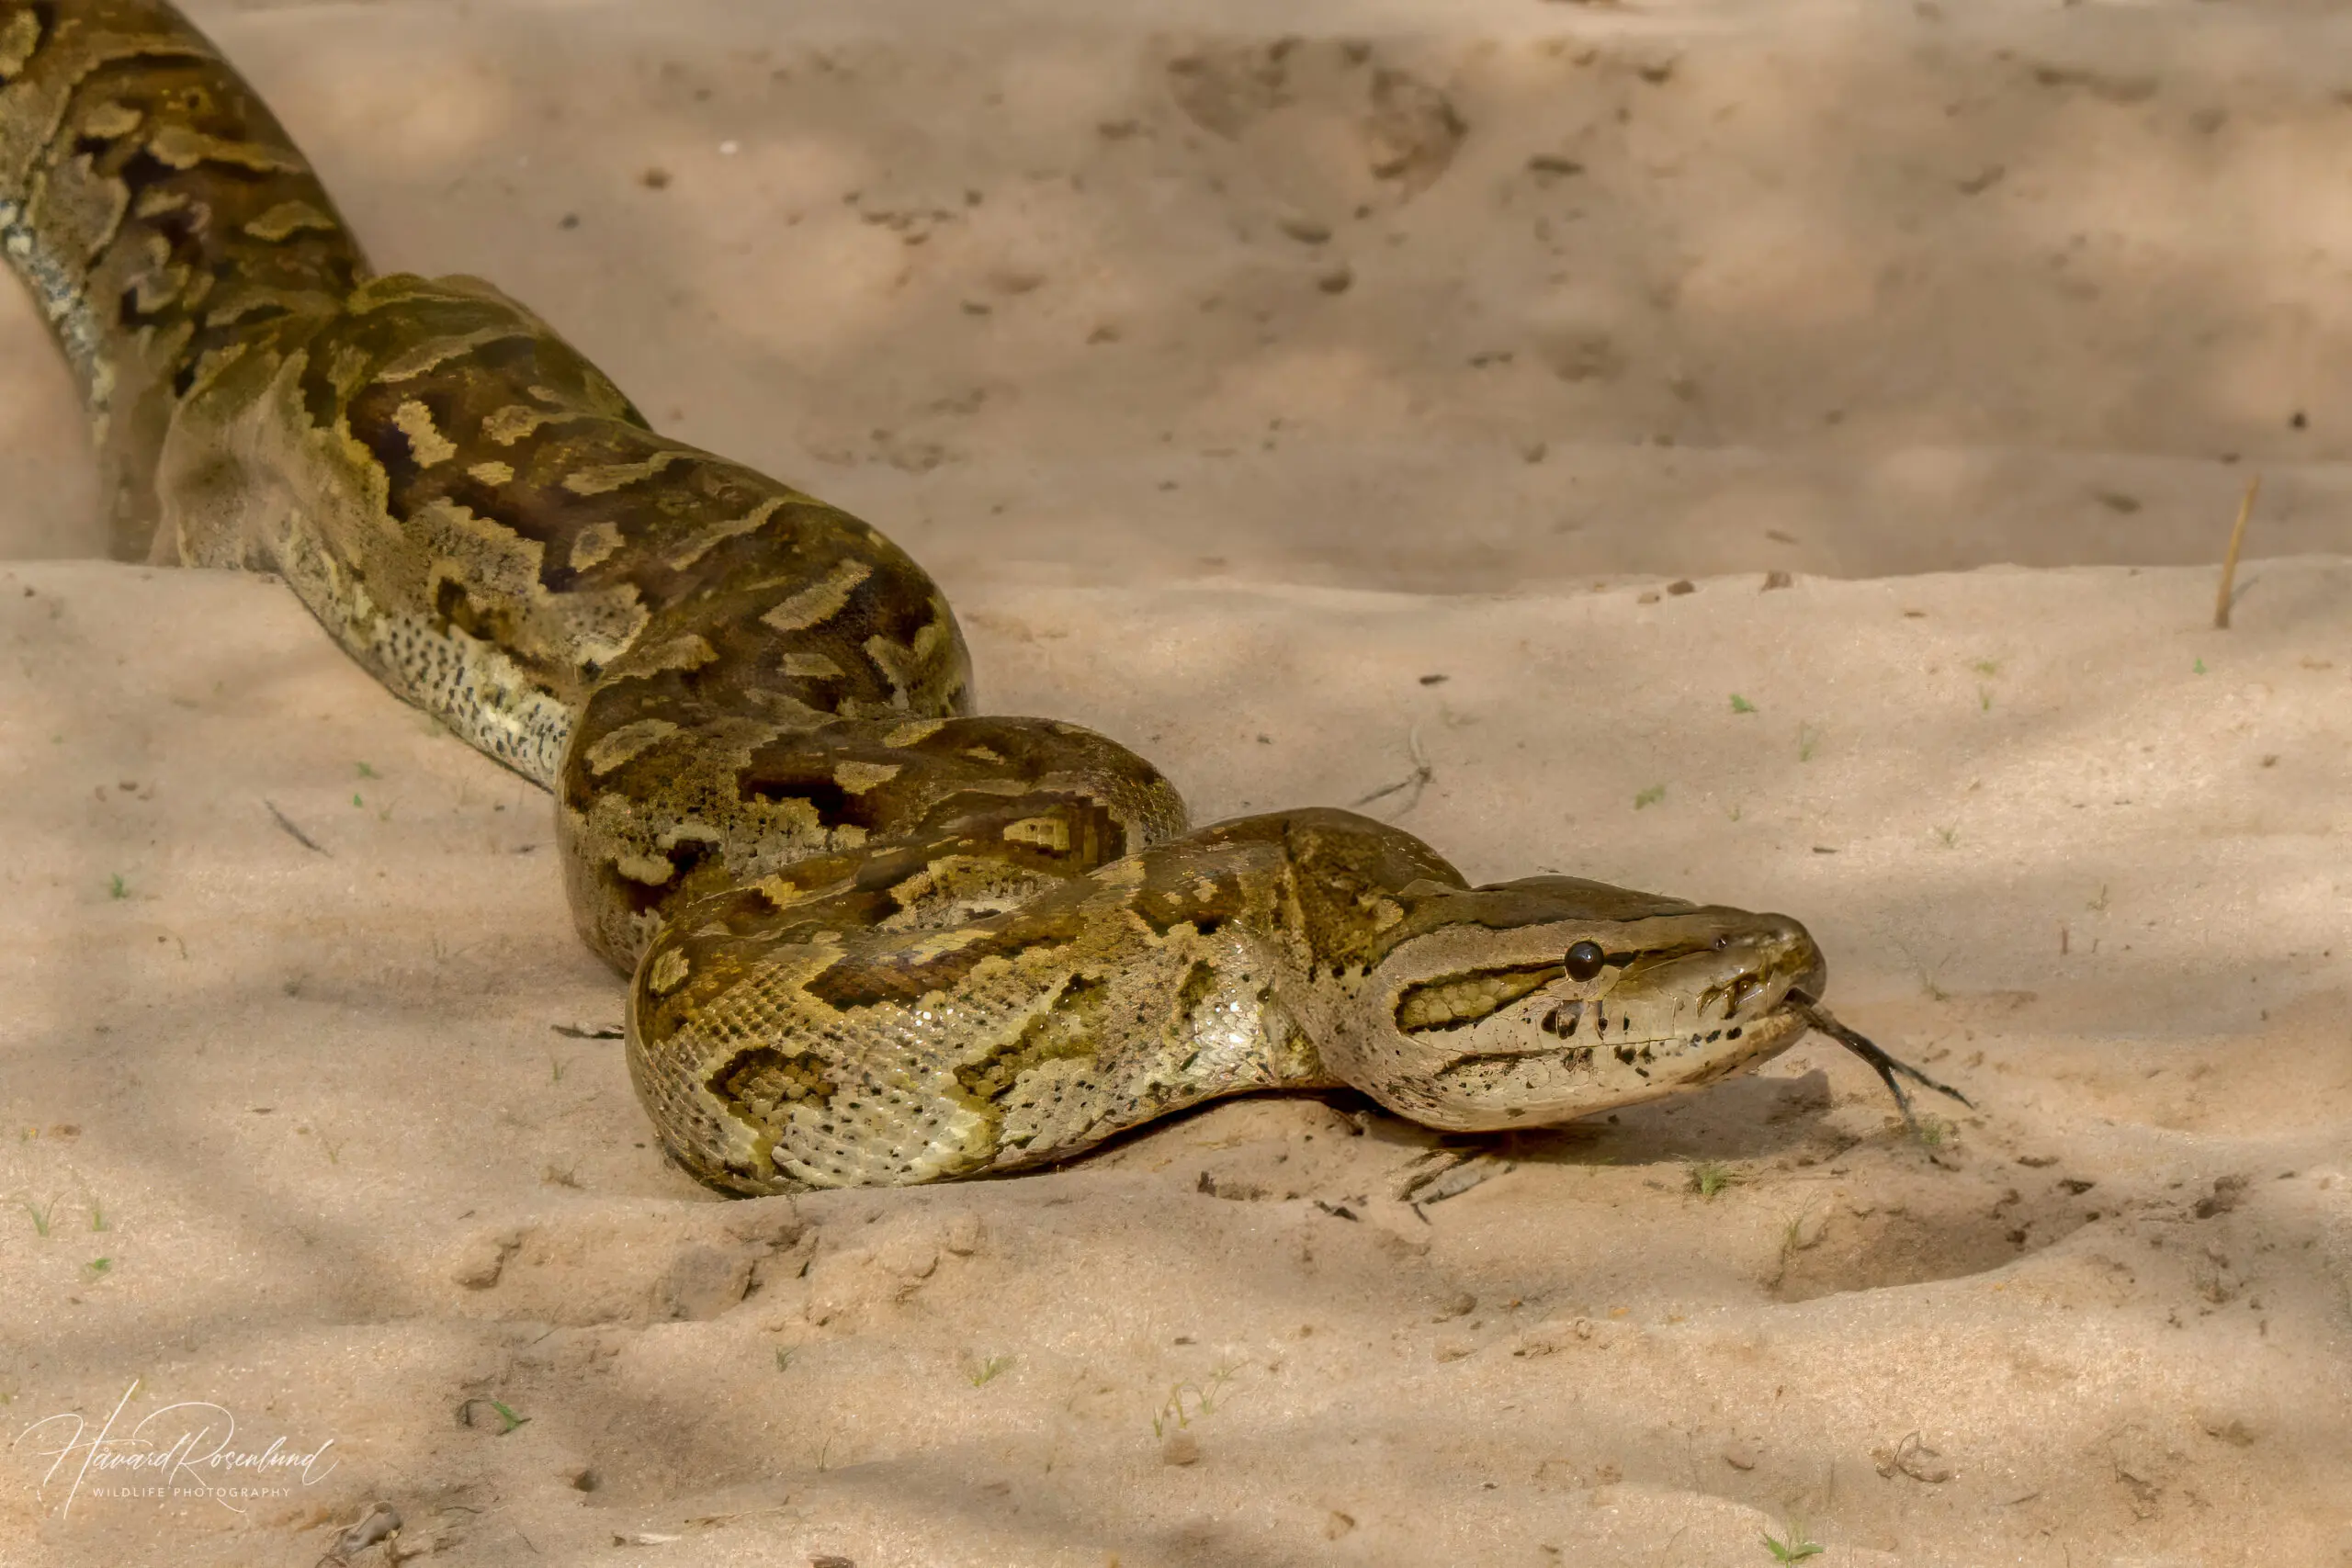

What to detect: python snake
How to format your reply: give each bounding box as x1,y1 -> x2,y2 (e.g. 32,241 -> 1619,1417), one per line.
1,0 -> 1962,1193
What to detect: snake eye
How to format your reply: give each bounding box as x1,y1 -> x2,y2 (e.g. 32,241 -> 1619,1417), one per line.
1564,941 -> 1606,982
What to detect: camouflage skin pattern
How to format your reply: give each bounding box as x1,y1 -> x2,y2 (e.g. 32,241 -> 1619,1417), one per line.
2,0 -> 1844,1192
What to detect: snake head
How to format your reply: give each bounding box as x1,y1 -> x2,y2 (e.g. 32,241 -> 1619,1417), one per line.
1334,874 -> 1828,1131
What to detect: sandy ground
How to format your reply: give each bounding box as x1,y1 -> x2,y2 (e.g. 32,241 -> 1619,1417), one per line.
3,1 -> 2351,1564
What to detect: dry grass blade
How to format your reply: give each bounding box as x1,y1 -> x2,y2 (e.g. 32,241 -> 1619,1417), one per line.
2213,474 -> 2259,630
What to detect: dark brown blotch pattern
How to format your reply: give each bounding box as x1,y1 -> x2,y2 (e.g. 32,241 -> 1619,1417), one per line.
707,1043 -> 838,1117
953,971 -> 1106,1104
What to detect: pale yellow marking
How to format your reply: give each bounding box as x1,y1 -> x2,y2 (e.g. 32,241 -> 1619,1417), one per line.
482,404 -> 555,446
624,633 -> 718,676
583,717 -> 679,776
570,520 -> 625,570
144,125 -> 304,174
884,718 -> 947,747
861,621 -> 950,703
326,341 -> 375,398
1003,817 -> 1071,852
1395,969 -> 1553,1031
780,651 -> 842,680
206,291 -> 305,330
131,188 -> 189,219
391,400 -> 458,467
375,324 -> 532,384
349,274 -> 514,317
961,745 -> 1006,765
468,460 -> 514,486
834,761 -> 902,795
78,102 -> 144,140
646,948 -> 692,994
886,868 -> 935,907
663,497 -> 786,570
762,560 -> 873,634
0,10 -> 40,76
618,853 -> 680,888
564,452 -> 683,496
751,869 -> 856,909
243,200 -> 338,243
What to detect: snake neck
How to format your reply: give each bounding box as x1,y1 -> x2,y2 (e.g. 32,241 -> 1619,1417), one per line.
976,939 -> 1338,1178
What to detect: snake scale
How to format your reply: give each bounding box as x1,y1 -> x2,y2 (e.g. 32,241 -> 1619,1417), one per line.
1,0 -> 1963,1193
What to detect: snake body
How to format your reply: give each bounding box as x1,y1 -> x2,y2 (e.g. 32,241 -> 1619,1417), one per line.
4,1 -> 1934,1193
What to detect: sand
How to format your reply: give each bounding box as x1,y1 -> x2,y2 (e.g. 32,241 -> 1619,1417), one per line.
3,1 -> 2349,1564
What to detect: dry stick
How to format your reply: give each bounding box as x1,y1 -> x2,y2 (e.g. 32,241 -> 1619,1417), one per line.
264,798 -> 327,855
2213,475 -> 2260,630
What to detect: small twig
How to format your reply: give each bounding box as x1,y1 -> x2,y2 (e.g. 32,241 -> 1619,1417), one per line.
2213,474 -> 2259,630
265,799 -> 329,855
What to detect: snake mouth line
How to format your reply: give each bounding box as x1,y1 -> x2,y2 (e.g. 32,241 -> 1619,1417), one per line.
1784,988 -> 1973,1124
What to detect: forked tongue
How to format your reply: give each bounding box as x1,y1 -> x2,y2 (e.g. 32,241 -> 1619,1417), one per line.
1785,989 -> 1973,1127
